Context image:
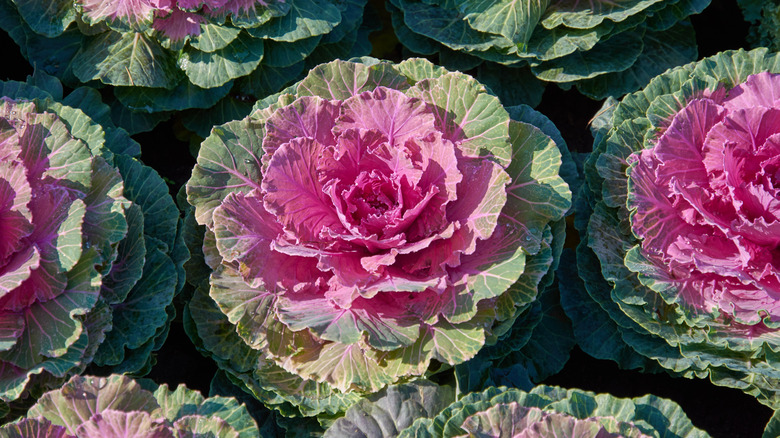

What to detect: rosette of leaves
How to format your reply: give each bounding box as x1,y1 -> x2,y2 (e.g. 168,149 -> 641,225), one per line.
561,47 -> 780,408
0,0 -> 371,135
387,0 -> 710,103
0,73 -> 187,415
738,0 -> 780,51
0,374 -> 258,437
182,57 -> 572,421
392,385 -> 708,437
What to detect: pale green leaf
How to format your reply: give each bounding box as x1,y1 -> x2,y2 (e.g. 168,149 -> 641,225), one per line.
180,32 -> 265,88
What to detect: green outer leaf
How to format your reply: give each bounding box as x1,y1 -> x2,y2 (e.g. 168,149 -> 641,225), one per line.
93,241 -> 176,367
274,296 -> 420,350
181,95 -> 256,139
59,85 -> 142,157
0,247 -> 101,370
324,381 -> 456,438
459,0 -> 550,45
263,36 -> 321,68
399,0 -> 512,52
190,23 -> 242,52
186,117 -> 265,227
0,1 -> 84,84
522,19 -> 614,62
502,120 -> 570,250
115,155 -> 179,251
531,26 -> 645,82
185,284 -> 359,417
11,0 -> 75,37
764,409 -> 780,438
394,57 -> 449,83
245,0 -> 342,42
399,385 -> 709,438
73,31 -> 180,88
27,375 -> 158,435
237,61 -> 305,99
83,157 -> 130,268
229,1 -> 290,29
208,370 -> 284,438
386,1 -> 439,56
407,71 -> 512,166
541,0 -> 665,29
54,198 -> 86,272
114,81 -> 233,113
575,20 -> 698,100
154,384 -> 259,438
478,63 -> 546,107
438,45 -> 483,72
180,32 -> 265,89
296,59 -> 409,101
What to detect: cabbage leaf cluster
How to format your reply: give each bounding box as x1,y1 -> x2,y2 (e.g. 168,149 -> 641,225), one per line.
388,0 -> 710,103
0,74 -> 186,414
346,385 -> 709,438
0,0 -> 372,135
183,57 -> 572,419
563,48 -> 780,408
0,374 -> 258,437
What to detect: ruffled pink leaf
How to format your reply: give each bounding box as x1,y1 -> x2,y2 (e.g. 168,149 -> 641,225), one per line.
0,200 -> 34,266
262,96 -> 340,169
336,87 -> 436,148
723,71 -> 780,111
0,253 -> 67,311
152,9 -> 206,41
262,137 -> 344,243
445,157 -> 509,254
215,0 -> 263,16
213,191 -> 323,292
654,99 -> 722,184
319,128 -> 390,185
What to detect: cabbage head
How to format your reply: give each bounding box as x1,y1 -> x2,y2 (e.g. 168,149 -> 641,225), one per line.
0,73 -> 186,414
0,0 -> 371,134
396,385 -> 708,438
562,47 -> 780,408
183,57 -> 572,418
387,0 -> 710,102
0,374 -> 258,437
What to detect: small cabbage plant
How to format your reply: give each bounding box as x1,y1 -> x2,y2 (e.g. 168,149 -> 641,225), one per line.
0,74 -> 186,413
562,48 -> 780,408
0,374 -> 258,437
738,0 -> 780,51
391,385 -> 708,438
183,57 -> 572,418
387,0 -> 710,103
0,0 -> 371,134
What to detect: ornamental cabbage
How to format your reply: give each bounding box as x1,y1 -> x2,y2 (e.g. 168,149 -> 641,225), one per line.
395,385 -> 708,438
0,374 -> 258,437
562,48 -> 780,407
0,0 -> 371,134
183,57 -> 572,418
387,0 -> 710,103
0,74 -> 186,413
